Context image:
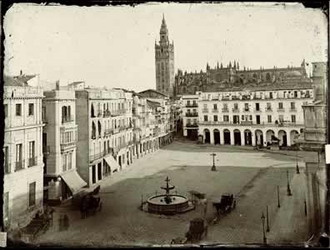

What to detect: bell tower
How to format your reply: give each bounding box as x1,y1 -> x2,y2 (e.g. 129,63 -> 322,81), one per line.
155,15 -> 175,97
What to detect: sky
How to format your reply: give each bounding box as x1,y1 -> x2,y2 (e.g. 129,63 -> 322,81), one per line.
4,2 -> 328,92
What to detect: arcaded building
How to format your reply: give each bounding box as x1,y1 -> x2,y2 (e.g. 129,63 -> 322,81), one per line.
3,74 -> 44,231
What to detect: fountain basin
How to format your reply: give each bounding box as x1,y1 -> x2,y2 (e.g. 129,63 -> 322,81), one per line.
147,194 -> 194,215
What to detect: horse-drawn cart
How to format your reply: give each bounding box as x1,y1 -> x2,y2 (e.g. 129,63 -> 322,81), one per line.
72,185 -> 102,219
213,193 -> 236,216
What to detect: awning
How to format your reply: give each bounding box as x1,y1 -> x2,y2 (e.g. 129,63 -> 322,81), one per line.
104,154 -> 120,172
60,170 -> 87,195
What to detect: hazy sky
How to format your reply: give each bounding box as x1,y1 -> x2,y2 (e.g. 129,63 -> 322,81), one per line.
4,2 -> 328,91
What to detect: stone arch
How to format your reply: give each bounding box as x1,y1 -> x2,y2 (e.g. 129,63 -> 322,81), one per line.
223,129 -> 231,145
213,129 -> 220,145
204,129 -> 210,144
255,129 -> 264,146
266,130 -> 275,144
234,129 -> 241,145
244,129 -> 252,146
278,130 -> 287,147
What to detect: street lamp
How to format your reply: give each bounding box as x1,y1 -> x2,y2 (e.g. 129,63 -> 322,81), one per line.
261,212 -> 267,245
277,185 -> 281,208
266,205 -> 270,232
296,150 -> 300,174
210,153 -> 217,171
286,170 -> 292,196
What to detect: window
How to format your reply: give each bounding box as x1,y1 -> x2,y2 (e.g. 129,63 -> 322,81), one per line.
193,100 -> 197,106
4,192 -> 8,221
255,103 -> 260,111
241,115 -> 244,120
4,104 -> 8,118
223,103 -> 228,110
16,104 -> 22,116
244,103 -> 249,111
279,102 -> 283,109
249,115 -> 252,120
4,146 -> 9,174
28,103 -> 34,116
234,103 -> 238,110
62,154 -> 67,172
187,118 -> 191,124
279,115 -> 284,122
291,115 -> 296,123
290,102 -> 295,110
29,182 -> 36,207
214,115 -> 218,122
269,92 -> 273,99
15,143 -> 22,171
267,115 -> 272,123
68,152 -> 72,170
193,119 -> 197,124
28,141 -> 35,167
213,104 -> 217,110
203,104 -> 207,109
223,115 -> 229,122
294,91 -> 298,98
267,103 -> 272,110
204,115 -> 208,122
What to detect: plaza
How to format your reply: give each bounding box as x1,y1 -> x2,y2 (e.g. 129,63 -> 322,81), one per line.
34,140 -> 316,247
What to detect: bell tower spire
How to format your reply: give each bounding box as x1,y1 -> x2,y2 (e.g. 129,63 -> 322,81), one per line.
155,15 -> 175,97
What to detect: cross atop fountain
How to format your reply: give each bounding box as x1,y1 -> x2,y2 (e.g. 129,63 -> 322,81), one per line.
161,176 -> 175,196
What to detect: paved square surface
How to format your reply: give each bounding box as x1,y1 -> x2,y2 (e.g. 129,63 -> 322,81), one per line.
35,141 -> 315,247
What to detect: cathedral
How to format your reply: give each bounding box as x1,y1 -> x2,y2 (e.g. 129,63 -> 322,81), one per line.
155,16 -> 311,97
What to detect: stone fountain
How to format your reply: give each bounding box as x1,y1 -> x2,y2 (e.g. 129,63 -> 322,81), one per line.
145,176 -> 194,215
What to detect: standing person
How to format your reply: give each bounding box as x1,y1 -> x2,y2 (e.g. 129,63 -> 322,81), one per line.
63,214 -> 69,230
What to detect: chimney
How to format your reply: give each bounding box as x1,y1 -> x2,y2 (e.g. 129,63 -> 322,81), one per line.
20,70 -> 23,75
56,80 -> 60,90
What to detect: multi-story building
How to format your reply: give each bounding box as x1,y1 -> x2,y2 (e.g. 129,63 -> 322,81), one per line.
75,88 -> 133,187
42,84 -> 86,204
138,89 -> 174,146
197,84 -> 314,147
3,74 -> 44,231
296,62 -> 327,151
181,95 -> 199,140
155,15 -> 175,97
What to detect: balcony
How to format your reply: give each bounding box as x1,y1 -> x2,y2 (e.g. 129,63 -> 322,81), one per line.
290,108 -> 297,112
103,110 -> 111,117
61,140 -> 76,152
254,108 -> 261,112
186,123 -> 198,128
186,112 -> 198,117
90,152 -> 104,163
186,103 -> 198,108
62,116 -> 74,124
265,108 -> 273,112
277,108 -> 285,112
222,97 -> 230,100
15,160 -> 24,172
28,157 -> 38,167
232,108 -> 240,113
222,108 -> 229,113
212,109 -> 219,113
104,128 -> 113,135
243,108 -> 250,112
241,121 -> 253,125
202,109 -> 209,113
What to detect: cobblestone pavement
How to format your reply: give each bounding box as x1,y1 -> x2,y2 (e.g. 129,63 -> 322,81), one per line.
34,142 -> 313,247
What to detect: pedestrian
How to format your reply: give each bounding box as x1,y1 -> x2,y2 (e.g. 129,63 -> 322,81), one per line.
63,214 -> 69,231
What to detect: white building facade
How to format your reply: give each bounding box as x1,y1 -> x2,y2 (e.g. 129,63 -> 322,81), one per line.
3,75 -> 44,231
197,86 -> 314,147
42,87 -> 86,204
